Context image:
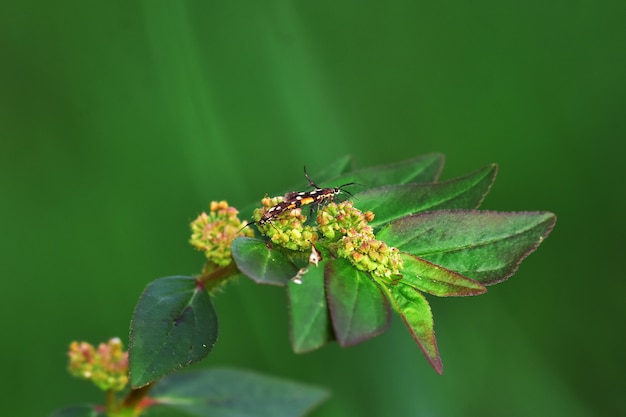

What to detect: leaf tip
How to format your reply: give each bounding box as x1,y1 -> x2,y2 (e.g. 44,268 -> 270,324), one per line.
431,357 -> 444,375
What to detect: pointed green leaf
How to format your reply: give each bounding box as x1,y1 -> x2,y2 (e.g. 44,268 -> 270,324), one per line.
129,276 -> 218,388
325,259 -> 391,347
399,253 -> 486,296
145,368 -> 329,417
329,154 -> 444,189
356,164 -> 497,228
231,237 -> 299,286
288,259 -> 334,353
48,405 -> 100,417
389,282 -> 443,374
378,210 -> 556,284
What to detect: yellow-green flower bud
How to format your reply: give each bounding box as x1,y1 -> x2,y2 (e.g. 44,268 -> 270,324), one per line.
190,201 -> 253,266
253,197 -> 319,251
318,201 -> 403,280
317,201 -> 375,241
68,338 -> 129,392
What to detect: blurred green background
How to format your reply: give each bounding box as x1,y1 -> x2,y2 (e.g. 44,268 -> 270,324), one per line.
1,1 -> 624,416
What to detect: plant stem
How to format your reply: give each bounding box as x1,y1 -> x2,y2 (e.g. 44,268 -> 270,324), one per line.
120,382 -> 155,412
198,262 -> 239,291
105,389 -> 117,414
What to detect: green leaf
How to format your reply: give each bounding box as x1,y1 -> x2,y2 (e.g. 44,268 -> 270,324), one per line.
325,258 -> 391,346
388,282 -> 443,374
48,405 -> 100,417
231,237 -> 299,286
129,276 -> 218,388
399,253 -> 486,297
309,154 -> 353,184
378,210 -> 556,284
356,164 -> 497,228
328,153 -> 444,189
288,259 -> 334,353
144,368 -> 329,417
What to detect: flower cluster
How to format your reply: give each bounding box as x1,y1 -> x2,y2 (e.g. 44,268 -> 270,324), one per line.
253,196 -> 318,251
317,201 -> 403,279
316,201 -> 374,241
68,338 -> 128,392
190,201 -> 254,266
252,198 -> 402,279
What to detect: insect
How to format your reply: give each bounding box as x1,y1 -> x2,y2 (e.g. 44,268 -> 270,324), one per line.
258,167 -> 355,226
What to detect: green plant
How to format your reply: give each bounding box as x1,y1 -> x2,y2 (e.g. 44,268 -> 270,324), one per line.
51,154 -> 555,417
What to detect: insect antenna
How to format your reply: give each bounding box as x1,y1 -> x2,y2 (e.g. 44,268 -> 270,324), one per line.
237,221 -> 254,234
303,166 -> 321,189
341,187 -> 356,199
337,181 -> 365,201
238,217 -> 279,234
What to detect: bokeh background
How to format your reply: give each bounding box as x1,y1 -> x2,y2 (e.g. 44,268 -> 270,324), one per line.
1,2 -> 624,416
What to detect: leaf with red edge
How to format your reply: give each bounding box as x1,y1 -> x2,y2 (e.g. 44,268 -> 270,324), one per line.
357,164 -> 497,228
399,253 -> 486,297
325,258 -> 391,347
377,210 -> 556,284
389,282 -> 443,374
